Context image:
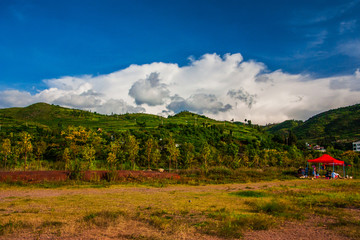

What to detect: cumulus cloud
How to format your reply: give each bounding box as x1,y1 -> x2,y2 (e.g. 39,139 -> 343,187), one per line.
227,88 -> 257,108
53,93 -> 102,109
329,69 -> 360,91
1,53 -> 360,124
0,90 -> 34,108
128,72 -> 170,106
95,99 -> 145,114
167,93 -> 232,114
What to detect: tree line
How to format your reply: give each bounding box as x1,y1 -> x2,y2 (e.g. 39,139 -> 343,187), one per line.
0,123 -> 359,172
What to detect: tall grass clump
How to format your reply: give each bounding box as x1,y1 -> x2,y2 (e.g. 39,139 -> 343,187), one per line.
231,190 -> 268,198
83,210 -> 125,228
247,198 -> 304,220
0,220 -> 32,235
201,208 -> 274,238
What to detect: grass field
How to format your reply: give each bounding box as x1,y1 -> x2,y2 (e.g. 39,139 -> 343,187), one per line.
0,179 -> 359,239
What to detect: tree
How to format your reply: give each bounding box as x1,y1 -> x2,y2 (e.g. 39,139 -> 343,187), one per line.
125,135 -> 139,170
145,138 -> 154,170
83,145 -> 96,170
12,146 -> 20,167
1,139 -> 11,169
181,142 -> 195,169
151,148 -> 161,169
200,142 -> 211,172
18,132 -> 33,170
34,140 -> 46,170
107,152 -> 117,170
341,151 -> 358,167
63,148 -> 71,170
167,137 -> 180,172
288,130 -> 297,145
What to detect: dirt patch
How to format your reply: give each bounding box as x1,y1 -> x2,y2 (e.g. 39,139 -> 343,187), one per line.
0,170 -> 180,183
244,216 -> 352,240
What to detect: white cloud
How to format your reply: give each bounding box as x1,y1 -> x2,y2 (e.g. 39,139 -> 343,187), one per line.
167,93 -> 232,114
129,72 -> 170,106
329,69 -> 360,91
0,90 -> 34,108
95,99 -> 145,115
1,53 -> 360,124
227,88 -> 257,108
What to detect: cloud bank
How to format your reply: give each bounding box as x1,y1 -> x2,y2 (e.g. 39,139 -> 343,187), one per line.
1,53 -> 360,124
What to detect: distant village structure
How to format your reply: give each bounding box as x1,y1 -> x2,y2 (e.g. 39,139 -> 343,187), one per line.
306,143 -> 326,152
353,141 -> 360,152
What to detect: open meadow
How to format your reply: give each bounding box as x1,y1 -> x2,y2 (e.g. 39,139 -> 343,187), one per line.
0,178 -> 359,240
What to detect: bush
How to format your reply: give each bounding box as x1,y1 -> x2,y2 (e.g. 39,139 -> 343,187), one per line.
69,159 -> 83,180
207,166 -> 232,177
104,170 -> 119,182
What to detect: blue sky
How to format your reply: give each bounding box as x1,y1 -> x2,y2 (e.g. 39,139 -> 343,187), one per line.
1,0 -> 360,123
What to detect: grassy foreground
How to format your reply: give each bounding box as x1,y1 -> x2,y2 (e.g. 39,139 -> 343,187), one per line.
0,179 -> 359,239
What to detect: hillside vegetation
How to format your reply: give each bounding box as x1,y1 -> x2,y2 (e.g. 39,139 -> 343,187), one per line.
0,103 -> 359,173
266,104 -> 360,149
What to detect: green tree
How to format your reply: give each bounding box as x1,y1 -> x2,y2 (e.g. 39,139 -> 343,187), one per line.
34,140 -> 47,170
151,148 -> 161,169
63,148 -> 71,170
288,130 -> 297,145
1,139 -> 11,169
18,132 -> 33,170
107,152 -> 117,170
200,142 -> 211,172
126,135 -> 139,170
83,145 -> 96,170
12,146 -> 20,167
167,137 -> 180,172
181,142 -> 195,169
145,138 -> 154,169
341,151 -> 358,166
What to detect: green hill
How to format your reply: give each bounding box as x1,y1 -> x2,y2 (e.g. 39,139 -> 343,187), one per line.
265,120 -> 303,134
0,102 -> 262,142
1,102 -> 359,171
266,104 -> 360,147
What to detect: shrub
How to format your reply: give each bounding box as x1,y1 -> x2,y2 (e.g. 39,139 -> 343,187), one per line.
207,166 -> 232,177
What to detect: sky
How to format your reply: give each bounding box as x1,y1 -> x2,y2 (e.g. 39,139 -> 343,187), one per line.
0,0 -> 360,124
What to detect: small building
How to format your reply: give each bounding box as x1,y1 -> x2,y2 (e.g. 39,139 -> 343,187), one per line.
353,141 -> 360,152
313,145 -> 326,152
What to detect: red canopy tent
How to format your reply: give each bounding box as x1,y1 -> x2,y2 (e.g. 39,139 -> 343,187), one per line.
307,154 -> 345,177
307,154 -> 344,166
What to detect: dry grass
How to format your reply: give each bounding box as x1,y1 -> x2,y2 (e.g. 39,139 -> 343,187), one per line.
0,179 -> 359,239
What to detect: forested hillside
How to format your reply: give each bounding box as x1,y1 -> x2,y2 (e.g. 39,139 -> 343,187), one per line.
266,104 -> 360,149
0,103 -> 359,171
